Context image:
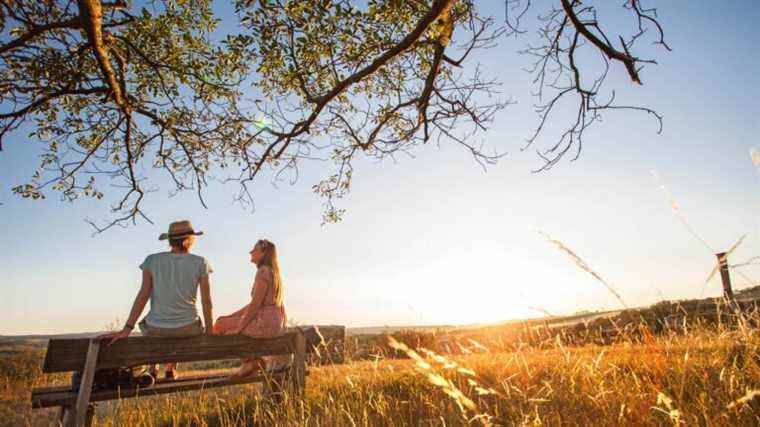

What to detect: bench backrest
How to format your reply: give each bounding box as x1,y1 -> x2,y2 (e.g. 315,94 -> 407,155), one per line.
43,325 -> 345,373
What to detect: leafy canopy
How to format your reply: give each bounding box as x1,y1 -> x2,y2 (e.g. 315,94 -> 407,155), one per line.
0,0 -> 669,229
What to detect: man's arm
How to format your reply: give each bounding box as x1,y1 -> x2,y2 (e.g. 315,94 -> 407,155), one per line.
98,269 -> 153,345
199,275 -> 214,335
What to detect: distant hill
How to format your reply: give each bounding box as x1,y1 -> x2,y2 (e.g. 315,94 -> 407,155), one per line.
0,326 -> 463,340
347,325 -> 457,336
0,331 -> 104,340
0,332 -> 107,352
736,284 -> 760,300
4,285 -> 759,342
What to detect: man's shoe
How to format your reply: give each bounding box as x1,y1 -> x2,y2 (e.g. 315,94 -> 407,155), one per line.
135,371 -> 156,387
147,364 -> 159,379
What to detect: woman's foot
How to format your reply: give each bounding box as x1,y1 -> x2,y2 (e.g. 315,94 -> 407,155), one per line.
229,362 -> 256,380
229,359 -> 265,380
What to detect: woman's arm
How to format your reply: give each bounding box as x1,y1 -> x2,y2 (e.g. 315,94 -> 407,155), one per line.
233,267 -> 269,333
98,270 -> 153,345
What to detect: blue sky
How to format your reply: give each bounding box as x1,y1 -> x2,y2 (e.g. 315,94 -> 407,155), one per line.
2,1 -> 760,334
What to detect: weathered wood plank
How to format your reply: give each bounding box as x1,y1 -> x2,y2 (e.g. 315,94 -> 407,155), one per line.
43,325 -> 345,373
33,372 -> 232,397
32,371 -> 295,408
45,334 -> 292,373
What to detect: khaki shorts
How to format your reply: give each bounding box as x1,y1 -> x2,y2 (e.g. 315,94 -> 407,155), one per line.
139,318 -> 203,337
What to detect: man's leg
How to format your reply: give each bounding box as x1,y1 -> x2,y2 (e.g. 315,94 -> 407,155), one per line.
162,320 -> 204,379
139,319 -> 200,380
138,320 -> 161,378
164,363 -> 177,379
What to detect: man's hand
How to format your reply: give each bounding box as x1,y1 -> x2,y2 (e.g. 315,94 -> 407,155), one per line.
97,327 -> 131,347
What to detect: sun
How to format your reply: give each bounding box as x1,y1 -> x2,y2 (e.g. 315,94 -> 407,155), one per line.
391,248 -> 560,326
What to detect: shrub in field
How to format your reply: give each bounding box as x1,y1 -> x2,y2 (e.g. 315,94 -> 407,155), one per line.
0,350 -> 43,384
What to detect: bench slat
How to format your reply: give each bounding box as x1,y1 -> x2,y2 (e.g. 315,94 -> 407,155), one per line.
32,372 -> 231,396
43,325 -> 345,373
32,371 -> 301,408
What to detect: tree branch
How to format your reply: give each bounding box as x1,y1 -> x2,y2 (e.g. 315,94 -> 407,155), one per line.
560,0 -> 643,84
0,17 -> 82,54
77,0 -> 126,108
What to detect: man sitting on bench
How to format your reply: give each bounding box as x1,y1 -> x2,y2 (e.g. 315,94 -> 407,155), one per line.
98,220 -> 215,380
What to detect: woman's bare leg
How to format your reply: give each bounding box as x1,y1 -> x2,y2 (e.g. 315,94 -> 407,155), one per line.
214,304 -> 250,335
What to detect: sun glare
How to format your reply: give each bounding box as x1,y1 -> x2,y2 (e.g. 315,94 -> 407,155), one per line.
394,249 -> 561,326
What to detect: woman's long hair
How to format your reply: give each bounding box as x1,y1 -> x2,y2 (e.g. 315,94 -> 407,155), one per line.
256,239 -> 283,306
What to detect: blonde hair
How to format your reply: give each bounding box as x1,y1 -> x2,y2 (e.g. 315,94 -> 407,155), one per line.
169,235 -> 195,252
256,239 -> 283,306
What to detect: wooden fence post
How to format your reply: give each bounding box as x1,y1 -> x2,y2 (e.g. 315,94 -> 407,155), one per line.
716,251 -> 740,316
716,252 -> 735,302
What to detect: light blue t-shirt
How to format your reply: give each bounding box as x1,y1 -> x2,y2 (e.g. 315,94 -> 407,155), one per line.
139,252 -> 213,329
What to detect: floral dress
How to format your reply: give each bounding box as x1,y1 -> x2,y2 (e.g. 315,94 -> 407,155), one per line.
241,267 -> 287,338
215,265 -> 287,338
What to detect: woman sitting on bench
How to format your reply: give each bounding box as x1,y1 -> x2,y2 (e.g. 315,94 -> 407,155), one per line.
214,238 -> 287,379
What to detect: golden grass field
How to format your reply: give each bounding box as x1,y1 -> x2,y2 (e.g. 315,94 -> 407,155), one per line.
2,307 -> 760,426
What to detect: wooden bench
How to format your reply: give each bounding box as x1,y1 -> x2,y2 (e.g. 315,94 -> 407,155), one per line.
31,325 -> 345,427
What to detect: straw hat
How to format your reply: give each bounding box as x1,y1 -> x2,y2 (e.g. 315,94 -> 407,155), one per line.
158,220 -> 204,241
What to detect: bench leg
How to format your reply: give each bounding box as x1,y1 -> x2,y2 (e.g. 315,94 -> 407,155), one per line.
262,332 -> 305,404
59,405 -> 70,426
84,404 -> 95,427
291,331 -> 306,396
64,339 -> 100,427
261,373 -> 285,404
60,403 -> 94,427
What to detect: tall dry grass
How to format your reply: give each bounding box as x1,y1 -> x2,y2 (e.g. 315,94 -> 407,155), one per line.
4,312 -> 760,426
